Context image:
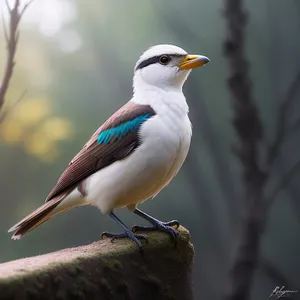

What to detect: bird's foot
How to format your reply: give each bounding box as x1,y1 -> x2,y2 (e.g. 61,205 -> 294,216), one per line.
101,229 -> 148,252
132,220 -> 179,244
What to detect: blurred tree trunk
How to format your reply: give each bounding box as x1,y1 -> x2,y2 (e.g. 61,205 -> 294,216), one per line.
223,0 -> 300,299
222,0 -> 266,299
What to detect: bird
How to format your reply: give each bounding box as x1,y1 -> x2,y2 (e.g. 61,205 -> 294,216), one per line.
8,44 -> 210,250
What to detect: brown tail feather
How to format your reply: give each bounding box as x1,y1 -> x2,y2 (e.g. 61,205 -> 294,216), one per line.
11,203 -> 59,239
8,191 -> 72,240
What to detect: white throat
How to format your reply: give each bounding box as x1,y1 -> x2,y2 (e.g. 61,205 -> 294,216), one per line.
132,73 -> 189,120
133,70 -> 191,94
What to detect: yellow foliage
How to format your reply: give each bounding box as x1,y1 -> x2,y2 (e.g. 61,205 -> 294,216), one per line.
0,97 -> 73,163
40,117 -> 72,141
0,119 -> 24,145
13,98 -> 50,126
24,131 -> 59,162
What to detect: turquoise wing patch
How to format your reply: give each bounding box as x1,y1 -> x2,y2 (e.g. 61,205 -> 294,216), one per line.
97,114 -> 151,145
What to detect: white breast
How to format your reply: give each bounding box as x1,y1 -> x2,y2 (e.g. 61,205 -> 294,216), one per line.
85,89 -> 192,214
136,90 -> 192,193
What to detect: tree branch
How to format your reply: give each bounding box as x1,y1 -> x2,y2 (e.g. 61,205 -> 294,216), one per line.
0,89 -> 26,123
259,257 -> 296,299
0,226 -> 194,300
222,0 -> 267,299
20,0 -> 35,18
266,159 -> 300,209
1,10 -> 9,43
267,70 -> 300,167
0,0 -> 35,120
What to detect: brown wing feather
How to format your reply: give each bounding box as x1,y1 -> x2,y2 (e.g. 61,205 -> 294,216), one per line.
45,102 -> 155,202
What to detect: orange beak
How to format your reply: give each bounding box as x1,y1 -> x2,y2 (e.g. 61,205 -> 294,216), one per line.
177,54 -> 210,70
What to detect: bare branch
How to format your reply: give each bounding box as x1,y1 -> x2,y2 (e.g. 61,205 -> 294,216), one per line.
260,257 -> 296,296
0,1 -> 19,111
222,0 -> 267,299
5,0 -> 11,12
222,0 -> 300,299
267,70 -> 300,167
20,0 -> 36,19
1,11 -> 8,42
15,29 -> 20,43
0,0 -> 34,117
0,90 -> 26,124
266,159 -> 300,208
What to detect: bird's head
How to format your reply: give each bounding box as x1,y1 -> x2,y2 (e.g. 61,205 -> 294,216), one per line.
133,44 -> 209,93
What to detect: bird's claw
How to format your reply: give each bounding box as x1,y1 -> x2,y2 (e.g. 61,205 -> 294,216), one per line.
101,229 -> 148,252
165,220 -> 180,229
132,220 -> 179,244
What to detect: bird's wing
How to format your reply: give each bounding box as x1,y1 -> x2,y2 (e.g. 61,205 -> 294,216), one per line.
45,101 -> 156,202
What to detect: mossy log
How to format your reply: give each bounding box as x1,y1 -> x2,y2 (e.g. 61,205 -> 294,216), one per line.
0,226 -> 194,300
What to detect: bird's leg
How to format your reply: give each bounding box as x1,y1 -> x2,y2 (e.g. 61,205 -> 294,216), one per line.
102,212 -> 147,251
132,208 -> 179,243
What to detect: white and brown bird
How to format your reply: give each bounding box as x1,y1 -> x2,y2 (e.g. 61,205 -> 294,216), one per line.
8,44 -> 209,250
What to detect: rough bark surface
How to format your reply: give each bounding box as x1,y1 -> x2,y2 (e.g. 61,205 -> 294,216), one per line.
0,226 -> 194,300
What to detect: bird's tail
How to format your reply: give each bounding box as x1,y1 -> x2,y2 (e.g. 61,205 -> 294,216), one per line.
8,191 -> 72,240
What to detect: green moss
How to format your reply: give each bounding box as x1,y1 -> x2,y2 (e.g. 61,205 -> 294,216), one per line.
0,226 -> 194,300
101,258 -> 123,272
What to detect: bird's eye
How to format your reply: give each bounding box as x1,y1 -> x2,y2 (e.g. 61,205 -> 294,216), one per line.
159,55 -> 170,65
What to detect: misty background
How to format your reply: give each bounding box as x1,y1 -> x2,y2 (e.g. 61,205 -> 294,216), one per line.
0,0 -> 299,299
